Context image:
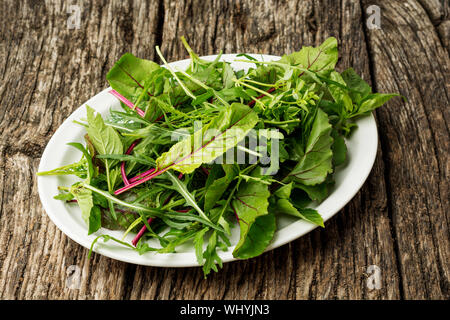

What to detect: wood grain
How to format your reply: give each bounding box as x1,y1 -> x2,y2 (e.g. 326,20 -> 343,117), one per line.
0,0 -> 447,300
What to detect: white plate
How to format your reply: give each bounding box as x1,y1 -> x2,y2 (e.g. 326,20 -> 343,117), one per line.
37,54 -> 378,267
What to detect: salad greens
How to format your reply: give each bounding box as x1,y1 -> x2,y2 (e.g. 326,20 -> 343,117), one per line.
38,37 -> 398,277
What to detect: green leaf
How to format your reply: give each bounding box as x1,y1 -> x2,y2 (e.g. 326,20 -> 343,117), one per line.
163,171 -> 210,222
294,182 -> 330,202
273,182 -> 293,199
233,211 -> 276,259
297,208 -> 324,227
328,71 -> 353,113
274,198 -> 324,227
194,227 -> 209,265
204,164 -> 239,212
287,108 -> 333,185
202,231 -> 223,277
156,103 -> 258,174
356,93 -> 400,115
88,206 -> 102,235
67,142 -> 95,182
341,68 -> 371,103
279,37 -> 338,75
331,129 -> 347,167
54,192 -> 74,201
70,184 -> 93,224
232,169 -> 271,258
85,106 -> 124,164
106,53 -> 161,101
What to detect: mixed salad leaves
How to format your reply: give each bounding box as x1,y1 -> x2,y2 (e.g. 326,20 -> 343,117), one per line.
38,37 -> 398,276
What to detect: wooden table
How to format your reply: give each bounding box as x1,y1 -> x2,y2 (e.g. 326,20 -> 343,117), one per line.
0,0 -> 448,300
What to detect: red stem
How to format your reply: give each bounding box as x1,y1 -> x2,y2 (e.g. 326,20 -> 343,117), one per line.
121,139 -> 141,186
131,208 -> 191,246
248,87 -> 276,107
128,168 -> 156,183
132,218 -> 153,246
109,89 -> 146,117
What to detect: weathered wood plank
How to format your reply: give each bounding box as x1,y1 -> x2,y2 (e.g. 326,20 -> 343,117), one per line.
362,0 -> 449,299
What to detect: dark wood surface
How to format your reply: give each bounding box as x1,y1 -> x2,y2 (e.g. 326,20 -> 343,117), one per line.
0,0 -> 448,299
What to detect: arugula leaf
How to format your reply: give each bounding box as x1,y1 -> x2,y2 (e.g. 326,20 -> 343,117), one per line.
286,108 -> 333,185
231,168 -> 271,258
202,231 -> 223,277
162,171 -> 210,222
194,227 -> 209,265
156,103 -> 258,174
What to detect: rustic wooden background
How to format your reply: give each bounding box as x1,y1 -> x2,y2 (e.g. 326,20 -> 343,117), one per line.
0,0 -> 448,300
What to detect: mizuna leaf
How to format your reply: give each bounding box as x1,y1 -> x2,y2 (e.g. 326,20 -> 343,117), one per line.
232,169 -> 271,259
287,108 -> 333,185
156,103 -> 258,174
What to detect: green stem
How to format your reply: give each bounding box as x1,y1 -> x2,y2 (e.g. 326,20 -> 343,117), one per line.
263,119 -> 301,125
155,46 -> 196,99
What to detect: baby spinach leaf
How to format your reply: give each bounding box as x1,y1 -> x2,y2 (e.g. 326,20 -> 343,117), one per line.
106,53 -> 161,101
233,211 -> 276,259
287,108 -> 333,185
